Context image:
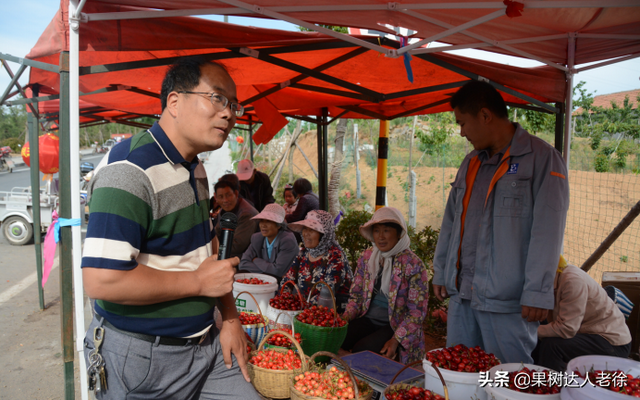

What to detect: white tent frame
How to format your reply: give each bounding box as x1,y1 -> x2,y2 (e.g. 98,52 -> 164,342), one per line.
59,0 -> 640,398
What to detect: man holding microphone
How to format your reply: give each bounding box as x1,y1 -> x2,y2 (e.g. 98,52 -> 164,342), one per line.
81,57 -> 261,399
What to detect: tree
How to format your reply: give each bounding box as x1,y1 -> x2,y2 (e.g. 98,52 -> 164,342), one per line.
298,25 -> 348,34
571,81 -> 640,172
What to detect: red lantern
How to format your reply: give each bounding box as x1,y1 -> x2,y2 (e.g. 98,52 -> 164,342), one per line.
21,133 -> 60,174
236,136 -> 245,144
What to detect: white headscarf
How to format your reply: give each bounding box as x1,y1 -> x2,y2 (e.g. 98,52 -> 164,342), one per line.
359,207 -> 411,296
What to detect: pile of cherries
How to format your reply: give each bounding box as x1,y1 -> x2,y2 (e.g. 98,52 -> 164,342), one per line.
386,386 -> 445,400
249,348 -> 303,371
293,366 -> 368,400
295,305 -> 346,328
236,277 -> 270,285
266,328 -> 302,348
576,369 -> 640,396
505,367 -> 561,395
269,291 -> 307,311
238,311 -> 266,325
425,344 -> 500,373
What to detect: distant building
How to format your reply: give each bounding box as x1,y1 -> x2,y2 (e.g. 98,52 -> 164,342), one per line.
573,88 -> 639,115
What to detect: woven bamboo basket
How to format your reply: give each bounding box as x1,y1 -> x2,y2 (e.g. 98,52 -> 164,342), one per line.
265,311 -> 303,350
383,360 -> 450,400
289,351 -> 373,400
235,291 -> 268,345
266,280 -> 306,331
292,281 -> 348,362
248,330 -> 307,399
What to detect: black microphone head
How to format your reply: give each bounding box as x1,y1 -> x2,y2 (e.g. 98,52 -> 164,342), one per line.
220,212 -> 238,230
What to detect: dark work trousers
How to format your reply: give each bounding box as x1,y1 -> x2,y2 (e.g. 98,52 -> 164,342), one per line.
533,333 -> 632,372
341,317 -> 395,355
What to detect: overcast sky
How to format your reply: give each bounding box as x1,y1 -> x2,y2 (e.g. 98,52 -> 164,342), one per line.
2,0 -> 639,106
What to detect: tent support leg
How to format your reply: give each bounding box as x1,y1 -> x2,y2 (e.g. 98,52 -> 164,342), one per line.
563,35 -> 575,167
58,50 -> 76,400
249,115 -> 254,162
375,120 -> 389,211
27,87 -> 45,311
317,108 -> 329,211
554,102 -> 564,154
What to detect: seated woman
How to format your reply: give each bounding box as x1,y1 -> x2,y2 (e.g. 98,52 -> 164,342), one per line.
341,207 -> 429,364
239,204 -> 299,281
533,256 -> 632,372
282,184 -> 298,215
282,210 -> 352,312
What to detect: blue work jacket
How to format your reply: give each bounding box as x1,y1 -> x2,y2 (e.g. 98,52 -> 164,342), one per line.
433,124 -> 569,313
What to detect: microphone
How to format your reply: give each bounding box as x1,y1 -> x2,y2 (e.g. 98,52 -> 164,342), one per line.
218,212 -> 238,260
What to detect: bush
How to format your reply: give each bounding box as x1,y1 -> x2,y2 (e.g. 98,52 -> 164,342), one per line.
0,137 -> 22,153
594,154 -> 610,172
335,210 -> 372,269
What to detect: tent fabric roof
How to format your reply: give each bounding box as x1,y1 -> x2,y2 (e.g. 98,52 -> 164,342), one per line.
26,1 -> 565,132
80,0 -> 640,67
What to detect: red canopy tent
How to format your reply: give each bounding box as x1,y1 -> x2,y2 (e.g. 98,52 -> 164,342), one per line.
2,2 -> 638,398
20,1 -> 567,145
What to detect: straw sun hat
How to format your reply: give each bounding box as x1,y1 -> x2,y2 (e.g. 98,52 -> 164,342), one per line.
288,210 -> 326,234
358,207 -> 407,242
251,203 -> 286,224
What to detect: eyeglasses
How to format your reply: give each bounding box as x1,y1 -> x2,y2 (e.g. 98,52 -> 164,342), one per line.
178,91 -> 244,117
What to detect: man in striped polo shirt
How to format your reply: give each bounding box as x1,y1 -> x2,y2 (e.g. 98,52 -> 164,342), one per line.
81,57 -> 261,399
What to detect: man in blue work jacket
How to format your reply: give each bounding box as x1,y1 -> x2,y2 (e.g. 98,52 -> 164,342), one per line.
432,80 -> 569,364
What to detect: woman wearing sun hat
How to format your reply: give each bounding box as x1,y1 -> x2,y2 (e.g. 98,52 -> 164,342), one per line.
341,207 -> 429,364
239,203 -> 299,280
282,210 -> 353,312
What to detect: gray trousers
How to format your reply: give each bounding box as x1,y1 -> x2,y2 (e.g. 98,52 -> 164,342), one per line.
446,296 -> 538,364
84,316 -> 262,400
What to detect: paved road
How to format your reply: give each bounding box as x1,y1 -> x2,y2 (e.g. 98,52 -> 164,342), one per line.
0,152 -> 105,193
0,231 -> 86,399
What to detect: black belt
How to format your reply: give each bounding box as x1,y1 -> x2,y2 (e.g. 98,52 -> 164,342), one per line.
102,319 -> 208,346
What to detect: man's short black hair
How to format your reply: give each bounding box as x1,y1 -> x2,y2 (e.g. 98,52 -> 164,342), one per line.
160,56 -> 228,111
450,80 -> 508,119
293,178 -> 313,195
215,174 -> 240,193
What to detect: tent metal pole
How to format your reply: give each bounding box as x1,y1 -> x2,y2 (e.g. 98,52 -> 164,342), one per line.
0,64 -> 26,105
58,49 -> 76,400
249,115 -> 254,162
563,36 -> 576,167
322,109 -> 329,211
554,102 -> 565,154
397,9 -> 504,55
375,120 -> 389,211
69,1 -> 90,397
217,0 -> 391,56
27,86 -> 45,311
317,109 -> 329,211
402,9 -> 569,72
576,52 -> 640,72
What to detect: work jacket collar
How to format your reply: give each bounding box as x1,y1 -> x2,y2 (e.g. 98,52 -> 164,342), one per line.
508,123 -> 533,157
468,123 -> 532,160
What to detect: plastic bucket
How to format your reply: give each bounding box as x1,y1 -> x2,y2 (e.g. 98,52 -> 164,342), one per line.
423,349 -> 488,400
483,363 -> 561,400
233,273 -> 278,314
563,355 -> 640,400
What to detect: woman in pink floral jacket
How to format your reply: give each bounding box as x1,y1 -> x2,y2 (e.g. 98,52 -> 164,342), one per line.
341,207 -> 430,364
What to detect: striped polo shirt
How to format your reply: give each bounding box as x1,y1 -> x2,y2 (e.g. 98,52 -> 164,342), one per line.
81,122 -> 214,337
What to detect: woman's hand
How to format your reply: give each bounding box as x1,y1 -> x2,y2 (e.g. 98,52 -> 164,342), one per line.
380,337 -> 400,359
